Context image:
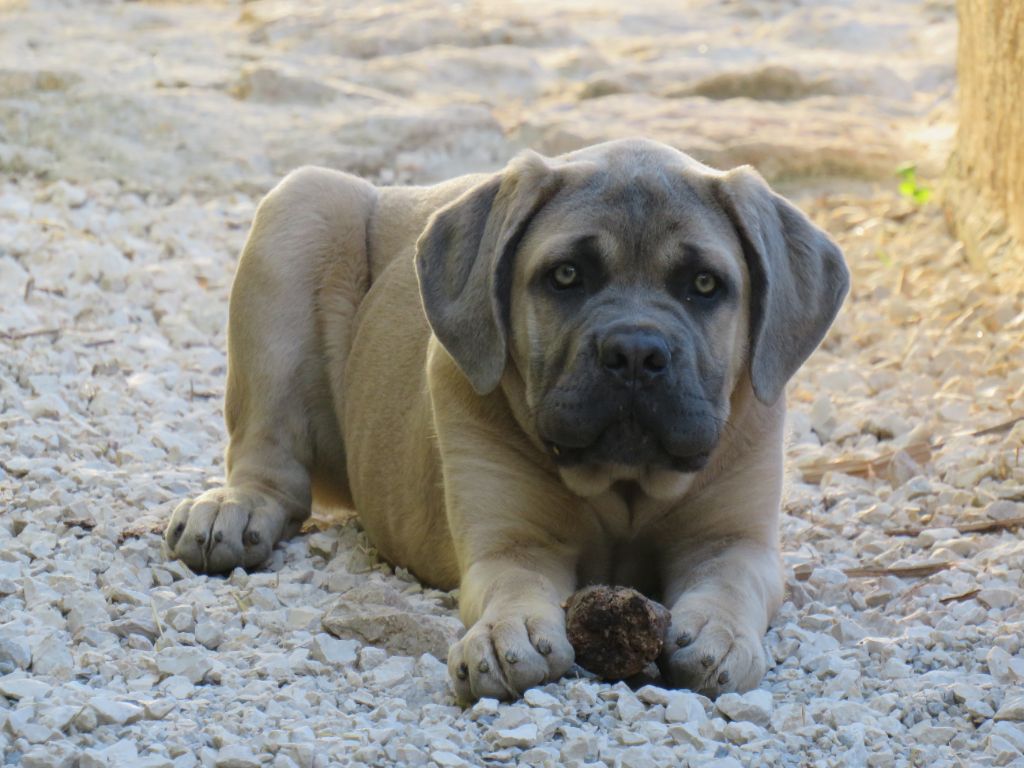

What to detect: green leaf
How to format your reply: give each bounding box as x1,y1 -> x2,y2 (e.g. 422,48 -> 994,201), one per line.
896,163 -> 917,181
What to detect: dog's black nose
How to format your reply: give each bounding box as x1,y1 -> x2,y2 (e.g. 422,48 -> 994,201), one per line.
599,330 -> 670,384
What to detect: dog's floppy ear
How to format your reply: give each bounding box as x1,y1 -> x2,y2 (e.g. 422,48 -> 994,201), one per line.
714,166 -> 850,405
416,151 -> 561,395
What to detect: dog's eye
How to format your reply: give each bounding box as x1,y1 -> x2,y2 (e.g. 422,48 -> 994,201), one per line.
550,262 -> 582,290
692,272 -> 718,297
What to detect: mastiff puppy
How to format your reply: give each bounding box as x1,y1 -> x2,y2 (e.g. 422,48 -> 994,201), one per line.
164,138 -> 849,701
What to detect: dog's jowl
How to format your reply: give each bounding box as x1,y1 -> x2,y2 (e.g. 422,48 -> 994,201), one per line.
164,138 -> 849,701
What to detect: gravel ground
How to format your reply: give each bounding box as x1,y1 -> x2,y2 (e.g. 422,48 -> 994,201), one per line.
2,1 -> 1024,767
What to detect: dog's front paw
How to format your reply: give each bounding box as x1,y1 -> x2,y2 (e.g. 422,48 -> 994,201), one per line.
447,610 -> 574,702
660,599 -> 767,698
163,487 -> 294,574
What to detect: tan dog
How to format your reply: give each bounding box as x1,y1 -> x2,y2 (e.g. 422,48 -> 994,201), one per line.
164,138 -> 849,701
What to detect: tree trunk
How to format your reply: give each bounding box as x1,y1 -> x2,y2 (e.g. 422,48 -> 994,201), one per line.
950,0 -> 1024,269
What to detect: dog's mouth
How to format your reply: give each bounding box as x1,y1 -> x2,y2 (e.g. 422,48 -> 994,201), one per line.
542,419 -> 713,473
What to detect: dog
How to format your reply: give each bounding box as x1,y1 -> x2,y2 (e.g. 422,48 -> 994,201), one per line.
164,138 -> 849,701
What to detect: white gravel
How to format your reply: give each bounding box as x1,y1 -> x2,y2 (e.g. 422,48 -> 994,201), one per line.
3,1 -> 1024,767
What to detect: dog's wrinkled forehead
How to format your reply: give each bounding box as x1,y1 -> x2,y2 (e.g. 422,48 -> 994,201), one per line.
520,144 -> 743,280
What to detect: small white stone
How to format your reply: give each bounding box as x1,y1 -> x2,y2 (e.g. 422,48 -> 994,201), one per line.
358,646 -> 387,670
881,658 -> 911,678
414,652 -> 447,681
493,706 -> 532,730
977,588 -> 1015,610
988,647 -> 1019,684
39,704 -> 81,732
156,646 -> 211,683
986,735 -> 1021,764
724,720 -> 765,744
523,688 -> 559,709
9,707 -> 53,743
25,393 -> 70,420
469,697 -> 500,720
73,706 -> 98,733
390,745 -> 427,766
161,675 -> 195,699
195,621 -> 224,650
143,699 -> 176,720
307,532 -> 337,559
620,750 -> 659,768
665,691 -> 709,724
995,696 -> 1024,722
431,751 -> 468,768
703,757 -> 743,768
916,527 -> 959,547
667,722 -> 705,749
615,689 -> 645,723
808,567 -> 848,589
164,605 -> 195,634
0,637 -> 32,674
909,723 -> 958,745
991,722 -> 1024,753
367,655 -> 415,687
285,607 -> 322,630
616,726 -> 648,745
985,500 -> 1024,521
309,633 -> 358,667
90,696 -> 144,725
30,634 -> 74,678
214,745 -> 261,768
964,698 -> 996,720
79,739 -> 139,768
636,685 -> 671,706
490,723 -> 538,749
810,395 -> 837,441
21,742 -> 80,768
0,674 -> 52,700
716,689 -> 773,726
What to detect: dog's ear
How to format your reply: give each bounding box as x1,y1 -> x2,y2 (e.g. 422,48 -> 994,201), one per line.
714,166 -> 850,405
416,151 -> 561,395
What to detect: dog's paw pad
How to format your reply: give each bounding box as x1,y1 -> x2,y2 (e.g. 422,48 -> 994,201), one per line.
447,613 -> 573,702
164,487 -> 290,574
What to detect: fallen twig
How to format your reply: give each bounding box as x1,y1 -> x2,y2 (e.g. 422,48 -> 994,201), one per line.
842,561 -> 958,579
885,515 -> 1024,537
794,560 -> 957,581
797,440 -> 933,484
939,588 -> 980,604
1,327 -> 62,341
963,415 -> 1024,438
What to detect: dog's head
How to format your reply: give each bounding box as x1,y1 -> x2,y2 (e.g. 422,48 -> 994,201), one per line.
416,139 -> 848,498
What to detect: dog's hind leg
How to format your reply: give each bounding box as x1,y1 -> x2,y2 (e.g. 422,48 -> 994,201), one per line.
164,167 -> 376,573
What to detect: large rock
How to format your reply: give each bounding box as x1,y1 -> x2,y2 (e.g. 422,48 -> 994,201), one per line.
321,598 -> 463,661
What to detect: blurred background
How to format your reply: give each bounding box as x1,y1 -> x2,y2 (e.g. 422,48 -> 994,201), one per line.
0,0 -> 958,197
